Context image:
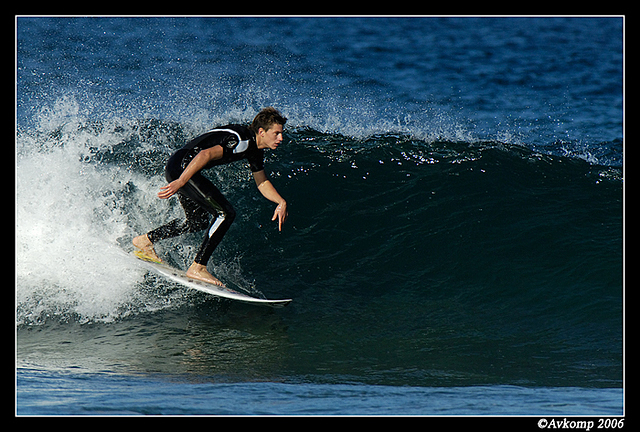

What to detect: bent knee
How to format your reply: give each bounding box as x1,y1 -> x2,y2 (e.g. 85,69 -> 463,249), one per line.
224,206 -> 236,223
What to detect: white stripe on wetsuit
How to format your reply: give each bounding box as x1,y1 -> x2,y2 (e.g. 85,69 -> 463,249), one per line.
206,128 -> 249,154
208,214 -> 225,238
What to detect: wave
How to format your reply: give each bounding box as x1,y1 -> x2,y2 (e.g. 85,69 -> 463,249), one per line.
16,100 -> 623,327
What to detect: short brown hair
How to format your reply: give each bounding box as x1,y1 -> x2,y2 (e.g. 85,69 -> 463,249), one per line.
251,107 -> 287,134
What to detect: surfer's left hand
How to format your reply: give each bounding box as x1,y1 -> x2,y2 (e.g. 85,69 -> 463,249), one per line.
272,201 -> 288,231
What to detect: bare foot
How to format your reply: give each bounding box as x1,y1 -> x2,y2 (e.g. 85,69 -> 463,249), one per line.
132,234 -> 162,262
186,262 -> 225,287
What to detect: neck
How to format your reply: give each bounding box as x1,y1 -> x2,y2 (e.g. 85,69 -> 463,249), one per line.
255,132 -> 268,150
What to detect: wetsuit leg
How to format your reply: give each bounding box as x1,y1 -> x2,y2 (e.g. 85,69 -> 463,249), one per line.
146,193 -> 210,243
180,173 -> 236,265
146,149 -> 236,265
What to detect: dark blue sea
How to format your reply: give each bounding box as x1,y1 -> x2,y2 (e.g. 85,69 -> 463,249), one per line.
16,17 -> 623,416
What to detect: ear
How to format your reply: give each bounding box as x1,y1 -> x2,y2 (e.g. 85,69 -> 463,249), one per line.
258,127 -> 266,136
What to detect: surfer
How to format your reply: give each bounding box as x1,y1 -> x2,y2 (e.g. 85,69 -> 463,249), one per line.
133,107 -> 288,287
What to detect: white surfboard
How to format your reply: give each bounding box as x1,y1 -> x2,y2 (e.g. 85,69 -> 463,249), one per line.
131,250 -> 292,308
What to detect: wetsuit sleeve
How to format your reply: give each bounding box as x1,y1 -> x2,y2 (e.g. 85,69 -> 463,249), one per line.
220,133 -> 241,158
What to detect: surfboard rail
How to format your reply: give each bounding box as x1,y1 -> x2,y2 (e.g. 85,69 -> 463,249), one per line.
131,250 -> 292,308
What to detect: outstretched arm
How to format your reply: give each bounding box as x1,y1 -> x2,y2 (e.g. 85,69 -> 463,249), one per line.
253,170 -> 287,231
158,146 -> 224,199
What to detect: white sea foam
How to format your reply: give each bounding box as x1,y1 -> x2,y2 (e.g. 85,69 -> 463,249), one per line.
16,97 -> 186,325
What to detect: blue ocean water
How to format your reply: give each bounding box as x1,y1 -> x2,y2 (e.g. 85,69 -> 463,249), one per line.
16,17 -> 623,416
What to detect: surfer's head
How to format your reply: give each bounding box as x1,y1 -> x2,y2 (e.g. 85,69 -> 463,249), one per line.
251,107 -> 287,134
252,107 -> 287,150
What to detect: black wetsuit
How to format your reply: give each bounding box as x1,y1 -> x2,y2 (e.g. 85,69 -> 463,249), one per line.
147,125 -> 264,265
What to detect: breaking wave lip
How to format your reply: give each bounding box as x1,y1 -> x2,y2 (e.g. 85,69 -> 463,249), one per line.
15,106 -> 192,326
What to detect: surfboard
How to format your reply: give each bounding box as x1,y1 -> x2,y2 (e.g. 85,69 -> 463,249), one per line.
131,250 -> 292,308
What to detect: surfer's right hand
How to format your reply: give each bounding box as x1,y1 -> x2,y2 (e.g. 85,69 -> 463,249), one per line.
158,179 -> 185,199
